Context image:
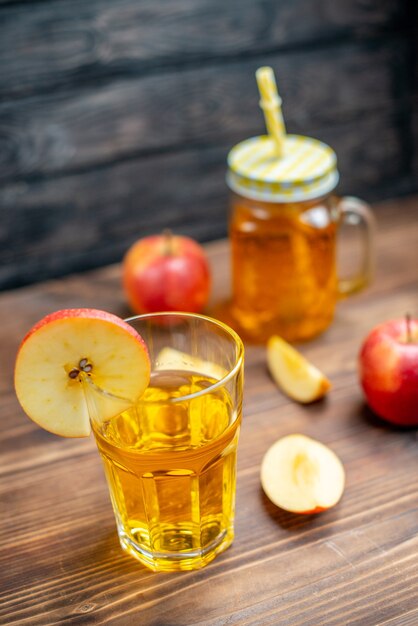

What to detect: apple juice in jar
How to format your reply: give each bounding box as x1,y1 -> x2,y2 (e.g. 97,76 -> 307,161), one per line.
223,66 -> 374,343
227,135 -> 341,343
227,142 -> 375,345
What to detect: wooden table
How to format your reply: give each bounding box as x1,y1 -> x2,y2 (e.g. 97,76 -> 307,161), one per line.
1,196 -> 417,625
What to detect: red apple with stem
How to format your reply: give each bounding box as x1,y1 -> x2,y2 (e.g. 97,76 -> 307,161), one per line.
123,230 -> 211,314
359,315 -> 418,426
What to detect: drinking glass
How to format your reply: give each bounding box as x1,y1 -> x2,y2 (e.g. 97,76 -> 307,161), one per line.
86,312 -> 244,572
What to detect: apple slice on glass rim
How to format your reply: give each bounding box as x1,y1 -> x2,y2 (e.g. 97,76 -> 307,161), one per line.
14,309 -> 151,437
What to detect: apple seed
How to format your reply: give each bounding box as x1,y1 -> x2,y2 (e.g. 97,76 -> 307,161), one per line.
68,358 -> 93,380
79,358 -> 93,372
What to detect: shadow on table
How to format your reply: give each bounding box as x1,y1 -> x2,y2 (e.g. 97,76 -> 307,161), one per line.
259,489 -> 332,532
80,529 -> 156,578
356,401 -> 418,432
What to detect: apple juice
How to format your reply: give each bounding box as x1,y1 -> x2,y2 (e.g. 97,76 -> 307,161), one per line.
229,194 -> 339,343
92,369 -> 241,571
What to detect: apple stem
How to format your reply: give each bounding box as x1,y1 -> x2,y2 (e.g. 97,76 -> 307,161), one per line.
406,313 -> 412,343
162,229 -> 174,256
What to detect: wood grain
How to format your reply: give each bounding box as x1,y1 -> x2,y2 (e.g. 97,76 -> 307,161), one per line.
0,196 -> 417,625
0,109 -> 413,290
0,0 -> 407,100
0,39 -> 411,183
0,0 -> 416,289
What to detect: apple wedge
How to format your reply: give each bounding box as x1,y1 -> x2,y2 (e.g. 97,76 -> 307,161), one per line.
14,309 -> 150,438
267,335 -> 331,403
156,346 -> 227,381
261,434 -> 345,514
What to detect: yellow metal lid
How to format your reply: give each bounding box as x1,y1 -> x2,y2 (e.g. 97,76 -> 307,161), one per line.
227,134 -> 339,203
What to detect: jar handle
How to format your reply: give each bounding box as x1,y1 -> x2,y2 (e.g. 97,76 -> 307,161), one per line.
336,196 -> 376,298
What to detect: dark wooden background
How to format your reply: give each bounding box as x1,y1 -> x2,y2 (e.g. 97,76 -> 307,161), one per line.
0,0 -> 417,290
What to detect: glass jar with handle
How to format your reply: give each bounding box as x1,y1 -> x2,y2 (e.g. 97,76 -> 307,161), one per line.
225,68 -> 375,343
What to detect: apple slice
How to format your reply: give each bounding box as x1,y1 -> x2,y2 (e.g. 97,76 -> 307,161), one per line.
14,309 -> 150,438
261,434 -> 345,514
267,335 -> 331,403
156,346 -> 227,380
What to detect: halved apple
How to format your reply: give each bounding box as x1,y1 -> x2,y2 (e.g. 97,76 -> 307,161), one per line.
14,309 -> 150,437
156,346 -> 227,381
267,335 -> 331,403
261,434 -> 345,514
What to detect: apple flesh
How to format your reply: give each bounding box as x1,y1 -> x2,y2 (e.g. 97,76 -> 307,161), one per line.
267,336 -> 331,403
14,309 -> 151,437
123,231 -> 211,314
359,317 -> 418,426
156,346 -> 227,380
261,434 -> 345,514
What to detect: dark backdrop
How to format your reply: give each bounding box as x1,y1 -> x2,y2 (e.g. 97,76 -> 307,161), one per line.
1,0 -> 417,289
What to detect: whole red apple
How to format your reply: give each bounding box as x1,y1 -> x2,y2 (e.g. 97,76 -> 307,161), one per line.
359,317 -> 418,426
123,231 -> 211,314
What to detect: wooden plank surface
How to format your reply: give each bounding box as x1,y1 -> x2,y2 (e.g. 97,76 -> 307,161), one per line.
0,39 -> 410,182
0,0 -> 416,290
1,107 -> 414,291
1,195 -> 417,625
0,0 -> 406,100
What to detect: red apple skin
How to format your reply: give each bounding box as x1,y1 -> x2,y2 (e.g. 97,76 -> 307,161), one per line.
123,234 -> 211,314
359,318 -> 418,426
18,308 -> 148,353
298,506 -> 328,515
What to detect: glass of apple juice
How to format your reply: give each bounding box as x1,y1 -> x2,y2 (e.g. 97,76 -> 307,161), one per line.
85,312 -> 244,572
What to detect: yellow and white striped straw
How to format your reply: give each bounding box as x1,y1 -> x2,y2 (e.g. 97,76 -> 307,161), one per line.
256,66 -> 286,158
